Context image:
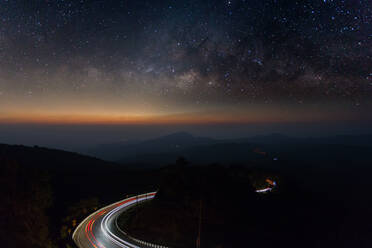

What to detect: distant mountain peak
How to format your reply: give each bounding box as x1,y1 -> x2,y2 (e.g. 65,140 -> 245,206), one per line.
249,133 -> 290,140
149,132 -> 196,143
267,133 -> 290,138
161,132 -> 194,139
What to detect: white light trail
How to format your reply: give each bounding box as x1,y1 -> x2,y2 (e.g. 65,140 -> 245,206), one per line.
101,192 -> 156,248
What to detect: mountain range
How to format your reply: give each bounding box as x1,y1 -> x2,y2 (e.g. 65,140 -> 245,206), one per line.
82,132 -> 372,167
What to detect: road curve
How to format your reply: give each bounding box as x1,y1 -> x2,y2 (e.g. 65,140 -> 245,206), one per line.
72,192 -> 162,248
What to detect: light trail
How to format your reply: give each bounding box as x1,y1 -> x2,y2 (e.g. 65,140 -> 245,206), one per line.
73,192 -> 162,248
255,187 -> 273,193
255,180 -> 277,193
74,187 -> 277,248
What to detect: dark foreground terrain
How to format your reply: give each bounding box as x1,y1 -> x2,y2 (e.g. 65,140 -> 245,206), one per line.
118,163 -> 372,248
0,144 -> 157,248
1,136 -> 372,248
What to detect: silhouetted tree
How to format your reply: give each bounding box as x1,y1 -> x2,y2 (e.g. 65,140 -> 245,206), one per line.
0,158 -> 55,248
176,156 -> 189,166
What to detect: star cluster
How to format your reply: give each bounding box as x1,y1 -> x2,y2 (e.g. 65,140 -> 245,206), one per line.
0,0 -> 371,123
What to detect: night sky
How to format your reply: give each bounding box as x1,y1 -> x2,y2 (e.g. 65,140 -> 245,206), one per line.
1,0 -> 372,129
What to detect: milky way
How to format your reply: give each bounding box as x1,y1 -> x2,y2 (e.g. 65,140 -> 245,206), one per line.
0,0 -> 371,123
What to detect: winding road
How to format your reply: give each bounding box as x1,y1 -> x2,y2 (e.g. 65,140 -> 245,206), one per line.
73,185 -> 275,248
72,192 -> 164,248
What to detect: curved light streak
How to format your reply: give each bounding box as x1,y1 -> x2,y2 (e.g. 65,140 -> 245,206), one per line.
73,192 -> 159,248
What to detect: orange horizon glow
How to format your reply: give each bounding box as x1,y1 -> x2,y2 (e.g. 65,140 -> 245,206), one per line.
0,113 -> 272,125
0,108 -> 354,125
